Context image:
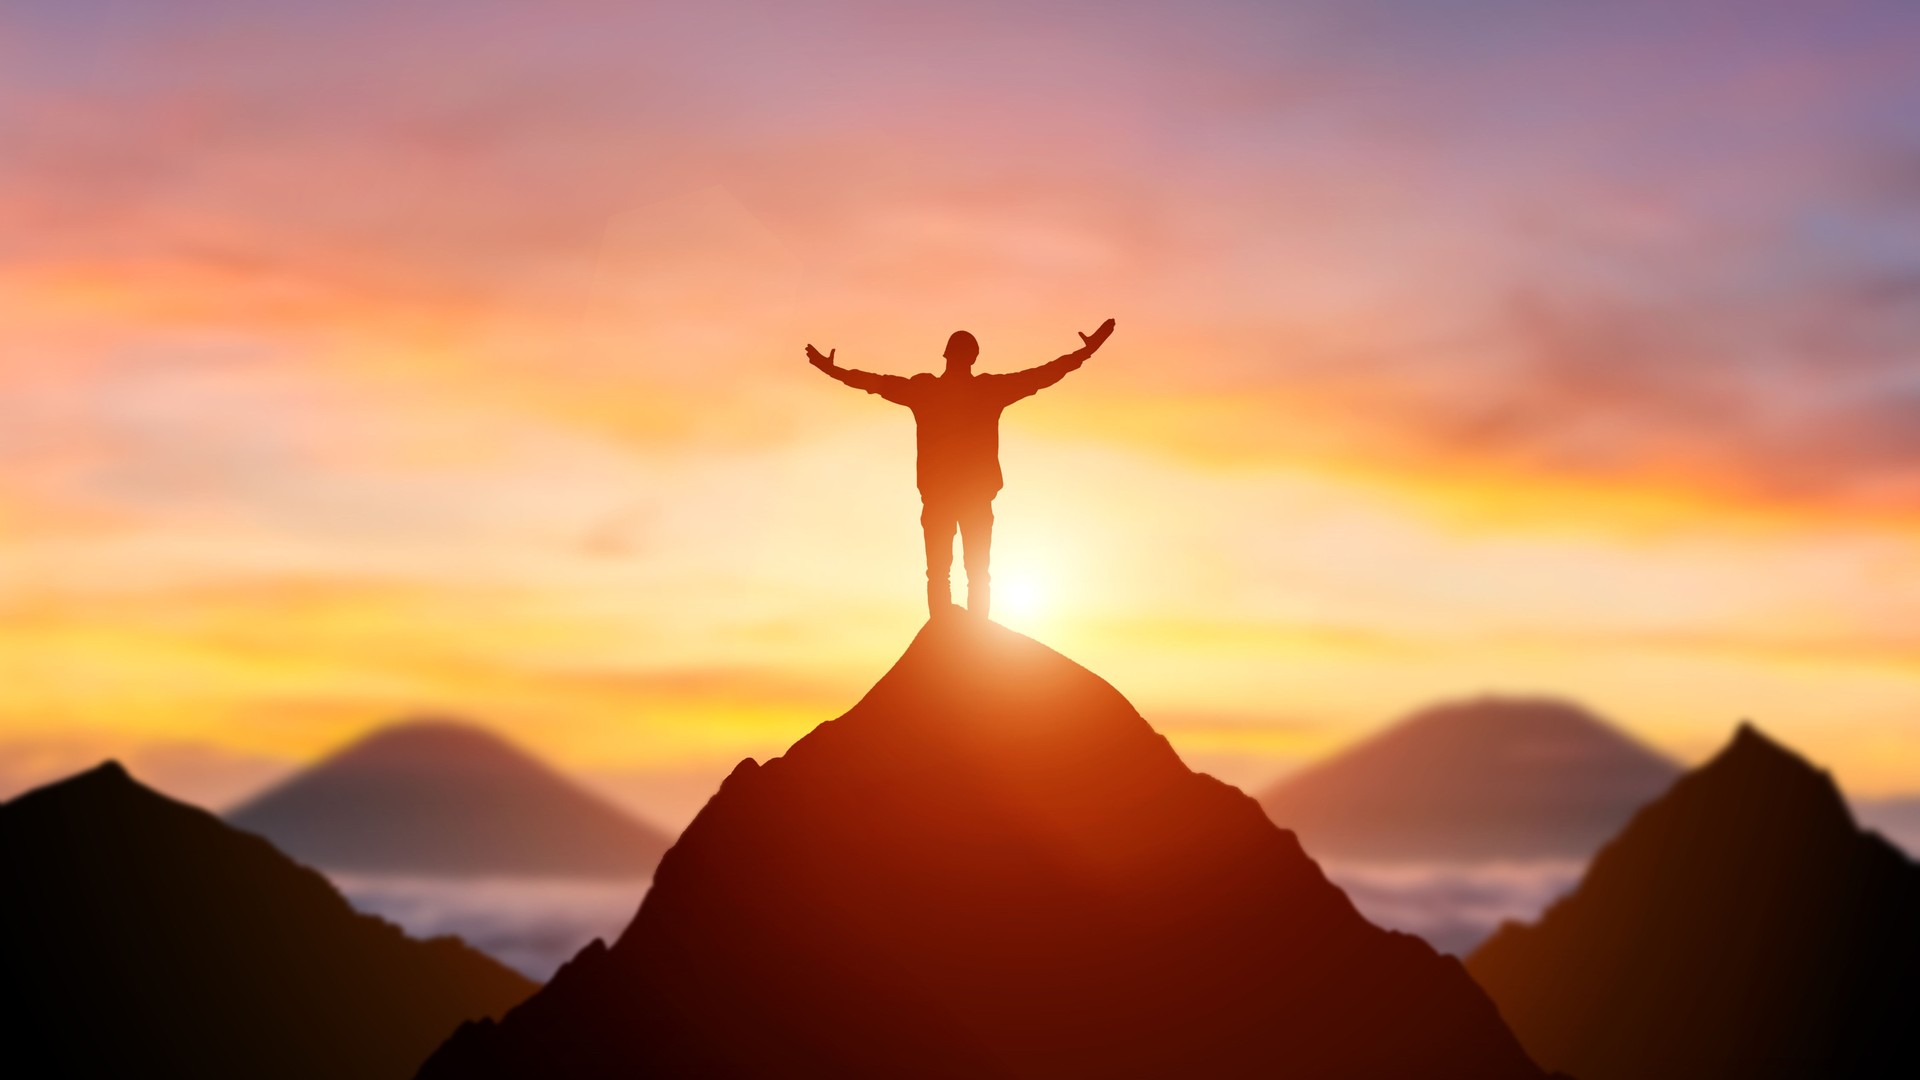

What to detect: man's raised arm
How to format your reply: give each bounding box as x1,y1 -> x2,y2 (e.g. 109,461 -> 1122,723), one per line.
992,318 -> 1116,402
806,344 -> 912,403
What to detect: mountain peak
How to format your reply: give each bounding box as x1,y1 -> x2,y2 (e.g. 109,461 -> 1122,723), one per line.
1261,693 -> 1679,861
17,759 -> 178,817
1718,720 -> 1815,776
422,618 -> 1546,1079
322,718 -> 553,772
1,762 -> 532,1080
1666,721 -> 1855,838
1469,724 -> 1920,1079
14,760 -> 160,815
60,758 -> 134,787
778,615 -> 1182,789
229,718 -> 669,878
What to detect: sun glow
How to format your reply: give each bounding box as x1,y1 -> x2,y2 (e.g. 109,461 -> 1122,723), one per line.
992,573 -> 1050,628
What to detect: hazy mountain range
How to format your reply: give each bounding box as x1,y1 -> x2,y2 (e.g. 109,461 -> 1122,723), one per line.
1260,696 -> 1681,862
229,720 -> 672,879
8,633 -> 1911,1078
11,701 -> 1917,872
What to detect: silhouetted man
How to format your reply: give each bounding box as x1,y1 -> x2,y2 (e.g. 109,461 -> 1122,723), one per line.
807,319 -> 1115,619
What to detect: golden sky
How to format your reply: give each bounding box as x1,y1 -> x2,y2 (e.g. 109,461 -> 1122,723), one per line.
4,1 -> 1920,816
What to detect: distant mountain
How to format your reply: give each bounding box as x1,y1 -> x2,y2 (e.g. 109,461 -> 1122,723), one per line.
1260,696 -> 1680,861
1469,724 -> 1920,1079
420,618 -> 1550,1079
1854,795 -> 1920,858
230,720 -> 672,878
0,762 -> 534,1080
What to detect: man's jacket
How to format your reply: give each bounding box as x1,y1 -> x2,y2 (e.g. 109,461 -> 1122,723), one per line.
834,356 -> 1084,500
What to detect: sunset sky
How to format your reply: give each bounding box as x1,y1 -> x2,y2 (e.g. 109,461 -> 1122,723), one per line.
5,1 -> 1920,821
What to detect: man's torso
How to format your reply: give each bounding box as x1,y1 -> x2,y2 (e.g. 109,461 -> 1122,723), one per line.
904,373 -> 1011,500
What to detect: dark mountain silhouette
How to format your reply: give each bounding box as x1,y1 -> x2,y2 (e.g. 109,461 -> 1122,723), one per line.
1469,723 -> 1920,1079
1260,696 -> 1680,861
229,719 -> 671,878
420,617 -> 1548,1079
0,762 -> 534,1080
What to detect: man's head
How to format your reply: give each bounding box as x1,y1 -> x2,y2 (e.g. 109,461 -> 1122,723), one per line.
943,330 -> 979,373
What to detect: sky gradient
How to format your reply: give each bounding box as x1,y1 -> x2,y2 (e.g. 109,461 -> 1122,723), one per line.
5,1 -> 1920,820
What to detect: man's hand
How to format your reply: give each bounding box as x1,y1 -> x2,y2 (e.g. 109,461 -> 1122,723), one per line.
1074,318 -> 1116,358
805,344 -> 836,370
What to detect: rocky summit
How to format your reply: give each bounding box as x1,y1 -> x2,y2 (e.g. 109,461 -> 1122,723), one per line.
422,616 -> 1546,1079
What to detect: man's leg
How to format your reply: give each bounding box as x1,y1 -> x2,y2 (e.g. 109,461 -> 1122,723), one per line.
957,499 -> 994,619
920,498 -> 958,617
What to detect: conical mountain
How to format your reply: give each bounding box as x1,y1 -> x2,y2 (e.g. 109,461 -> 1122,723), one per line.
0,762 -> 534,1080
420,618 -> 1548,1079
1468,723 -> 1920,1079
230,719 -> 671,878
1260,696 -> 1680,861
